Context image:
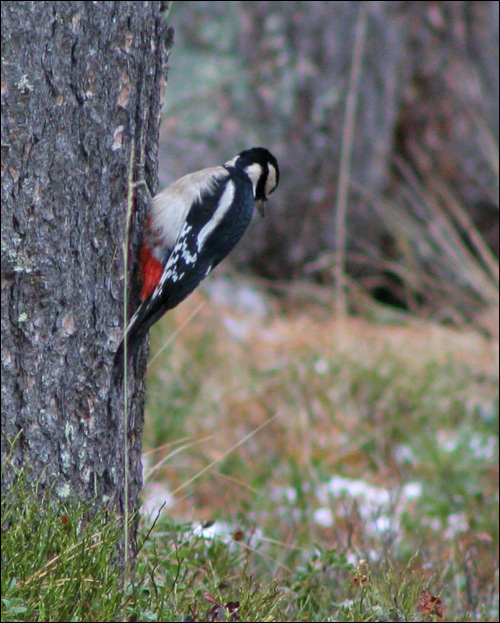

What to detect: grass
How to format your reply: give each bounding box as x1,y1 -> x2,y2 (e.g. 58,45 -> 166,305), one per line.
144,289 -> 498,621
3,286 -> 497,622
1,474 -> 126,622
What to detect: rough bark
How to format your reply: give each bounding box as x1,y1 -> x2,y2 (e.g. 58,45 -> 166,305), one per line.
1,1 -> 173,547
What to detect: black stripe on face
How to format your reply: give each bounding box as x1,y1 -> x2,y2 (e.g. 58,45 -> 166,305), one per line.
255,163 -> 269,201
264,163 -> 278,197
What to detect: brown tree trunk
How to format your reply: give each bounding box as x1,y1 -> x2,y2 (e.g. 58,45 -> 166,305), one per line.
1,1 -> 173,551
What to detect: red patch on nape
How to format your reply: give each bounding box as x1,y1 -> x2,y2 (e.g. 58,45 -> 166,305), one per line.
140,244 -> 163,301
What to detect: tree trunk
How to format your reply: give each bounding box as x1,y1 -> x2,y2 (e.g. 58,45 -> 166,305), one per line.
1,1 -> 173,550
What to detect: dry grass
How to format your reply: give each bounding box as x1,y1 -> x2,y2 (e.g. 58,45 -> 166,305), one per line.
141,283 -> 498,620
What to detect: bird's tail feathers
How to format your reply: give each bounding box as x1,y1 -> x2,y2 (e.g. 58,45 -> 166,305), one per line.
111,301 -> 152,385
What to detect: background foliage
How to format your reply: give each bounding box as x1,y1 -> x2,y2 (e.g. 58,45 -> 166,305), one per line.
162,0 -> 498,321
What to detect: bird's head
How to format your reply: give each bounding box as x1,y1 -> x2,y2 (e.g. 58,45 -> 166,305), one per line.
226,147 -> 280,215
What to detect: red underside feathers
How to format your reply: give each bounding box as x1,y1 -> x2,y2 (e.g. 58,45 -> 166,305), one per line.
140,244 -> 163,301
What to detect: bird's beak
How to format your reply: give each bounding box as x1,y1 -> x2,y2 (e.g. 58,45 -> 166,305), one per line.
256,201 -> 266,217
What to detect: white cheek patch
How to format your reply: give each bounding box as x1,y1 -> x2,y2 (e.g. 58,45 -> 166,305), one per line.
197,180 -> 236,251
243,163 -> 263,196
265,164 -> 278,197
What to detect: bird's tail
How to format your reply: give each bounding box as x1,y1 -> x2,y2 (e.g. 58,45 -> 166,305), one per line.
111,301 -> 152,385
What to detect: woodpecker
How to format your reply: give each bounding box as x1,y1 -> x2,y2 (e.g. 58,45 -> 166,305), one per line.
114,147 -> 279,374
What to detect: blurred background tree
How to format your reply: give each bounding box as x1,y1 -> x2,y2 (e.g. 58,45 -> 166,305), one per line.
160,0 -> 498,324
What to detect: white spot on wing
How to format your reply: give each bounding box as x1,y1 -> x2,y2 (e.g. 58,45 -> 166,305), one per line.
197,179 -> 236,251
182,247 -> 197,264
156,222 -> 197,289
